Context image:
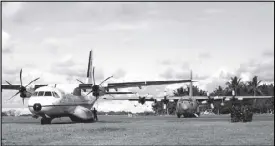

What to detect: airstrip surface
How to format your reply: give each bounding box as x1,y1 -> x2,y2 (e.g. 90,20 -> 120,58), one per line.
1,114 -> 274,145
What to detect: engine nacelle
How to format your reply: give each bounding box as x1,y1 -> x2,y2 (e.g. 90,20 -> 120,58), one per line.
201,100 -> 207,104
238,97 -> 243,101
138,97 -> 146,105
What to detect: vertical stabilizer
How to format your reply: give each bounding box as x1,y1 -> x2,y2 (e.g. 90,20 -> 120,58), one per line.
189,70 -> 193,97
86,50 -> 93,84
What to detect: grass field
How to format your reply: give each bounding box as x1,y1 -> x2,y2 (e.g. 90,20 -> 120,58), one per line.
1,114 -> 274,145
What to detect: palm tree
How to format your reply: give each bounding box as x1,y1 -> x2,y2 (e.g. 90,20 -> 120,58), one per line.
225,76 -> 243,96
213,86 -> 224,96
247,76 -> 262,96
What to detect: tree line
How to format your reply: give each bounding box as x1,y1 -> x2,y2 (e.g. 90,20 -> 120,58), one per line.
152,76 -> 274,115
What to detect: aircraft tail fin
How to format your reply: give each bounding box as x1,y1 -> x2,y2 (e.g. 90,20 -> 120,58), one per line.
189,70 -> 193,97
86,50 -> 93,84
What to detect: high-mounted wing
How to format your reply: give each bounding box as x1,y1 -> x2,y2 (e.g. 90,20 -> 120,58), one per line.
105,92 -> 136,95
103,96 -> 156,105
1,85 -> 21,90
1,84 -> 47,91
103,97 -> 156,101
107,79 -> 194,90
221,96 -> 273,101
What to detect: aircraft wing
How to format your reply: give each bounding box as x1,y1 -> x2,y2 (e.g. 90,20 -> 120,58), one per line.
1,84 -> 48,90
106,79 -> 193,90
1,85 -> 21,90
165,95 -> 274,102
105,92 -> 136,94
102,97 -> 156,101
221,96 -> 273,101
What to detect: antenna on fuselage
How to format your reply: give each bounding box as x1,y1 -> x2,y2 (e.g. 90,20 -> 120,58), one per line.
189,70 -> 193,97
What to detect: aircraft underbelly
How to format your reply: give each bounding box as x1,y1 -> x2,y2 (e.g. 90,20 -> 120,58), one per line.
71,105 -> 94,120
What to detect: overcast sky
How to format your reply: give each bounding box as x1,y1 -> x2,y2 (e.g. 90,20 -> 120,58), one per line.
2,2 -> 274,112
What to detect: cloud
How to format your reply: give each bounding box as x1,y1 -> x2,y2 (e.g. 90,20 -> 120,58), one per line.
198,52 -> 211,59
262,49 -> 274,58
2,31 -> 14,53
181,62 -> 190,70
2,2 -> 24,18
205,79 -> 228,92
113,68 -> 126,79
159,60 -> 173,65
159,68 -> 175,79
235,59 -> 274,82
55,54 -> 75,67
97,21 -> 149,31
159,67 -> 208,81
51,55 -> 105,83
41,38 -> 65,54
204,8 -> 225,14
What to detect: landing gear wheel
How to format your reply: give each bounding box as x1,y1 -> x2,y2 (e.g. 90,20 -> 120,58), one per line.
177,113 -> 181,118
183,114 -> 188,118
41,118 -> 52,125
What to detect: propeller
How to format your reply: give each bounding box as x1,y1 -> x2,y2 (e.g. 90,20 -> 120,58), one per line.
136,93 -> 149,105
162,91 -> 169,105
6,69 -> 40,104
85,67 -> 114,99
204,92 -> 215,109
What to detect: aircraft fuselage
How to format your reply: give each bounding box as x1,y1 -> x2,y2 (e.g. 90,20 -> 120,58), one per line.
27,85 -> 98,124
175,97 -> 200,118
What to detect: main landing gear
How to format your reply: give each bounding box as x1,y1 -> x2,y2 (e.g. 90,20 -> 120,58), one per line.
176,112 -> 200,118
41,117 -> 52,125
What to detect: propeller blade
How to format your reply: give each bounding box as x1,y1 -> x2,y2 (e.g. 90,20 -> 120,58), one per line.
210,103 -> 214,109
5,80 -> 12,85
25,77 -> 40,87
22,98 -> 25,105
8,91 -> 20,101
108,94 -> 115,98
26,91 -> 32,95
92,67 -> 95,85
20,69 -> 23,87
99,76 -> 113,86
76,79 -> 85,84
86,90 -> 93,96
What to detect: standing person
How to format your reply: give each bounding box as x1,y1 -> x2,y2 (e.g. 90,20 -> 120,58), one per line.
93,107 -> 98,121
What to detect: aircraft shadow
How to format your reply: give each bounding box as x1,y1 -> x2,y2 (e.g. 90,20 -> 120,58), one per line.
95,120 -> 129,124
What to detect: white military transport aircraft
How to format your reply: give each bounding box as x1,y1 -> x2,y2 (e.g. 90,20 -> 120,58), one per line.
1,50 -> 194,124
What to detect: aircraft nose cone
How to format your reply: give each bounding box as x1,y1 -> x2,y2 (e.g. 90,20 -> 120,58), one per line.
33,103 -> 42,112
180,103 -> 188,110
182,105 -> 188,110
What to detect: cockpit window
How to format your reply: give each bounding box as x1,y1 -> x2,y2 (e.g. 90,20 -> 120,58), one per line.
33,92 -> 38,96
38,91 -> 44,96
44,91 -> 52,96
52,92 -> 60,98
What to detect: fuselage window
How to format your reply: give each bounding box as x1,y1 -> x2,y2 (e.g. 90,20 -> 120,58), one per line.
38,91 -> 44,96
44,91 -> 52,96
52,92 -> 60,98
